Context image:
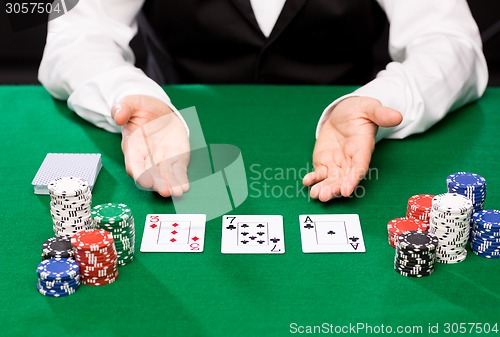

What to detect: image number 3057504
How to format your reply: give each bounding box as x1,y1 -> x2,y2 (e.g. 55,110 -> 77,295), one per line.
5,0 -> 79,32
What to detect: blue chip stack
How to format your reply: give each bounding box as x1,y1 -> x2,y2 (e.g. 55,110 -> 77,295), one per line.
446,172 -> 486,214
36,258 -> 80,297
471,210 -> 500,258
447,172 -> 487,239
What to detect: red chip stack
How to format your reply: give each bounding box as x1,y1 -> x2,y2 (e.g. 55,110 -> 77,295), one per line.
387,217 -> 429,248
406,194 -> 434,224
71,229 -> 119,286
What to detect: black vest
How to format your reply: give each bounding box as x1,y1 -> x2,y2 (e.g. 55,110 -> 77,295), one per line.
140,0 -> 386,85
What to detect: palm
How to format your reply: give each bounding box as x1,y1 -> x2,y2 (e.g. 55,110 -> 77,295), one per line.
303,97 -> 402,201
118,95 -> 190,197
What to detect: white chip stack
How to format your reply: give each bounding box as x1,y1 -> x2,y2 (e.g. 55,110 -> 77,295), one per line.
48,176 -> 94,238
429,193 -> 473,264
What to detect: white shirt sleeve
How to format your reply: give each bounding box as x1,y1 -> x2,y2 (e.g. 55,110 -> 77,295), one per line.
38,0 -> 187,134
316,0 -> 488,141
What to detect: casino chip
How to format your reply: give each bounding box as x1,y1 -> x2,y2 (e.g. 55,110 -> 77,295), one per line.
394,230 -> 438,278
470,210 -> 500,258
48,177 -> 94,238
91,203 -> 135,266
429,193 -> 473,264
387,217 -> 429,248
36,258 -> 80,297
71,229 -> 119,286
41,237 -> 74,259
447,172 -> 487,239
406,194 -> 434,224
447,172 -> 486,213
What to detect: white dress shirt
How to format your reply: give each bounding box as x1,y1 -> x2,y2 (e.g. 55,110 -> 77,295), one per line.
39,0 -> 488,141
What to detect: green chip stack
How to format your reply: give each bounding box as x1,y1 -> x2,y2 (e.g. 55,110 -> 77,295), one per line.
91,203 -> 135,266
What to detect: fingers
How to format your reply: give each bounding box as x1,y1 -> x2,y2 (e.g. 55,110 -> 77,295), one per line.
302,165 -> 327,187
310,178 -> 342,202
172,161 -> 190,193
368,105 -> 403,128
307,165 -> 343,201
123,135 -> 152,187
152,169 -> 173,198
112,102 -> 134,126
125,154 -> 190,198
147,159 -> 189,197
340,147 -> 372,197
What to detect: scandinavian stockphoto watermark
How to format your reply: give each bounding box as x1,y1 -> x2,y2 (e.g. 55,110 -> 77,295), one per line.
248,163 -> 378,200
4,0 -> 79,32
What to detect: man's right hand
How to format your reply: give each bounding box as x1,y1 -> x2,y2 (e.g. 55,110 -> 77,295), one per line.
112,95 -> 190,197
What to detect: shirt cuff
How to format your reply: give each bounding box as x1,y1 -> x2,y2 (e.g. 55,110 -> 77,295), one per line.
68,66 -> 190,135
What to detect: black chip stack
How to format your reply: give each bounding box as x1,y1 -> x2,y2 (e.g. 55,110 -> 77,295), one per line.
394,230 -> 438,278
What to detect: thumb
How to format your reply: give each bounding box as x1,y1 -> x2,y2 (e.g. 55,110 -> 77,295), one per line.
368,105 -> 403,128
111,102 -> 134,126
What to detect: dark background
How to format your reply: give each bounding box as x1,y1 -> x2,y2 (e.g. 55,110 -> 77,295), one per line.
0,1 -> 499,85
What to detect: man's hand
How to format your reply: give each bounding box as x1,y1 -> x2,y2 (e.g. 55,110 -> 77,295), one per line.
112,95 -> 190,197
303,96 -> 402,202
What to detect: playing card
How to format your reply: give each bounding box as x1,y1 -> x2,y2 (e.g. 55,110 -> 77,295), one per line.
299,214 -> 365,253
140,214 -> 206,252
221,215 -> 285,254
32,153 -> 102,194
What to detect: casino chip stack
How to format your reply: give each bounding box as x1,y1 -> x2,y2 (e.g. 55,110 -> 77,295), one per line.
447,172 -> 487,239
36,258 -> 80,297
71,229 -> 119,286
429,193 -> 473,264
406,194 -> 434,224
394,230 -> 438,278
447,172 -> 486,214
387,217 -> 429,248
91,203 -> 135,266
41,237 -> 74,260
471,210 -> 500,258
48,176 -> 94,238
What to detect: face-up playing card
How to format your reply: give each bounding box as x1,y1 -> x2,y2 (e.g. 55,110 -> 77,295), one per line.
140,214 -> 206,252
221,215 -> 285,254
299,214 -> 365,253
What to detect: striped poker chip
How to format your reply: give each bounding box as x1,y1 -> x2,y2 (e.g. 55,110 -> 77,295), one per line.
447,172 -> 486,189
406,194 -> 434,224
398,231 -> 439,250
41,237 -> 74,259
432,193 -> 473,215
71,229 -> 119,286
48,177 -> 93,238
470,210 -> 500,258
37,258 -> 79,281
394,230 -> 437,278
430,192 -> 473,264
48,176 -> 89,197
92,204 -> 135,266
387,217 -> 429,248
91,203 -> 132,224
71,229 -> 114,251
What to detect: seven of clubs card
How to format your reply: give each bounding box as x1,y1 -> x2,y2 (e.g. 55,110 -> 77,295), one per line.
221,215 -> 285,254
140,214 -> 206,252
299,214 -> 365,253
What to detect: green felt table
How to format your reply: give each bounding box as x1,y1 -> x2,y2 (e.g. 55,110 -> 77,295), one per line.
1,85 -> 500,337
